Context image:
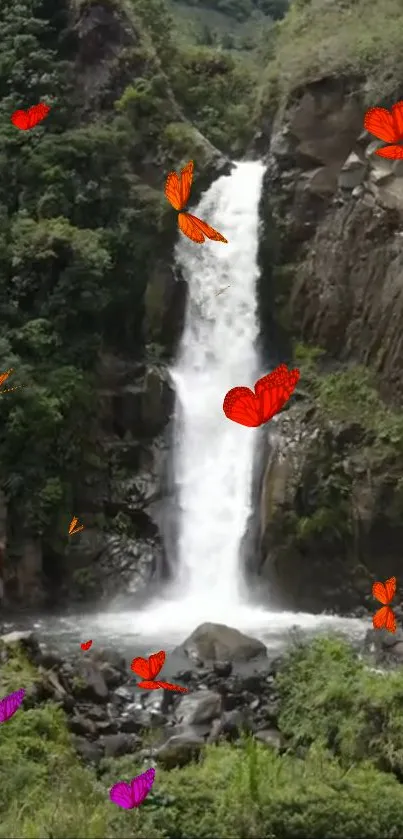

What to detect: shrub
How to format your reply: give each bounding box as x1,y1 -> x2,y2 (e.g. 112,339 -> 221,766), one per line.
259,0 -> 403,108
277,636 -> 403,777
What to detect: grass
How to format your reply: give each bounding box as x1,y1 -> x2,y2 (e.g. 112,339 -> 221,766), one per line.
259,0 -> 403,110
4,638 -> 403,836
277,636 -> 403,778
294,343 -> 403,454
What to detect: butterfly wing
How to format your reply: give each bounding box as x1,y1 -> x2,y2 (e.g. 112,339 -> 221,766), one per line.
179,161 -> 194,208
186,213 -> 228,242
165,172 -> 183,210
385,607 -> 397,633
109,781 -> 134,809
137,680 -> 161,689
156,681 -> 189,693
373,605 -> 396,632
0,369 -> 12,387
147,650 -> 165,679
255,365 -> 300,423
372,577 -> 396,605
130,768 -> 155,807
69,517 -> 78,535
375,145 -> 403,159
364,107 -> 400,142
130,656 -> 151,679
178,212 -> 205,242
384,576 -> 397,602
254,363 -> 288,393
223,386 -> 261,427
391,101 -> 403,139
11,110 -> 29,130
27,103 -> 49,128
373,605 -> 388,629
0,689 -> 25,723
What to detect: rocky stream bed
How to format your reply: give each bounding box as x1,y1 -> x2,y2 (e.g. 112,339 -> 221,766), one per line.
2,619 -> 402,774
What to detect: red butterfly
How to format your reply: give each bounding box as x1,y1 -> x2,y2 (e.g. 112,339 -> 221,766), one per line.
372,577 -> 397,633
364,101 -> 403,159
11,103 -> 50,131
223,363 -> 300,428
130,650 -> 188,693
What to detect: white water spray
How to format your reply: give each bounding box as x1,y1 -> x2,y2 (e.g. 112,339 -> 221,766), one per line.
63,162 -> 367,647
171,161 -> 264,606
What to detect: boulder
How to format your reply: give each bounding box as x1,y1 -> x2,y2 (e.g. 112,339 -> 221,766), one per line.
156,732 -> 204,769
174,691 -> 222,727
177,623 -> 268,663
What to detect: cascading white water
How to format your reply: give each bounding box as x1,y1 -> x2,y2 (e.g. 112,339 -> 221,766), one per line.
171,161 -> 265,607
59,160 -> 367,647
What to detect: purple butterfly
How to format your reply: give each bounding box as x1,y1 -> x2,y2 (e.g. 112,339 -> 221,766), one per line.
0,688 -> 25,723
109,767 -> 155,809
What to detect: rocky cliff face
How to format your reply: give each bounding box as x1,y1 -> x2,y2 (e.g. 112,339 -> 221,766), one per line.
257,74 -> 403,613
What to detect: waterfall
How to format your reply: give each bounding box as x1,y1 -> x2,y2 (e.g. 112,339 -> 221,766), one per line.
170,161 -> 265,609
78,160 -> 367,648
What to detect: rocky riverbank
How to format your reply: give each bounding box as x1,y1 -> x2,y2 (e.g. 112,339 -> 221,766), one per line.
3,621 -> 403,837
2,619 -> 402,771
1,623 -> 284,769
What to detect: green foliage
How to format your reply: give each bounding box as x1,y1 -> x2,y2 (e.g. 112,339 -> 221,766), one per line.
295,345 -> 403,455
296,506 -> 350,542
0,0 -> 205,551
294,341 -> 325,372
170,0 -> 289,24
3,696 -> 403,836
316,367 -> 403,453
277,636 -> 403,779
5,640 -> 403,836
260,0 -> 403,107
168,45 -> 258,153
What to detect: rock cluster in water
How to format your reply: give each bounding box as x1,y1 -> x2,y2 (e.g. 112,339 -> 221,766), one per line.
0,623 -> 284,769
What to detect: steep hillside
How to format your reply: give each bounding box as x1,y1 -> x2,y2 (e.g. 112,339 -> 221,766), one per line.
0,0 -> 248,608
168,0 -> 289,53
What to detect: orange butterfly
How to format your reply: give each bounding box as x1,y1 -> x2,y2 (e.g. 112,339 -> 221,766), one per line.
364,101 -> 403,159
130,650 -> 188,693
372,576 -> 397,633
164,160 -> 228,244
0,369 -> 22,395
68,516 -> 84,536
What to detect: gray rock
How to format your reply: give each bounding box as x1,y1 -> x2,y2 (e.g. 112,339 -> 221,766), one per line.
101,732 -> 141,758
338,153 -> 366,189
156,732 -> 204,769
71,736 -> 103,765
0,630 -> 40,661
254,729 -> 283,750
213,660 -> 232,678
75,660 -> 109,702
68,715 -> 97,738
207,709 -> 248,743
178,623 -> 267,663
175,691 -> 222,727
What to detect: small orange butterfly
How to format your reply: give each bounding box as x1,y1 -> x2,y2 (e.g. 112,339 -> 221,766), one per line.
68,517 -> 84,536
165,160 -> 228,244
0,369 -> 22,395
372,576 -> 397,633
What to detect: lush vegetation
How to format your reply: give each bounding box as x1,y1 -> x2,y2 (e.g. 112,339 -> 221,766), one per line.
170,0 -> 288,23
259,0 -> 403,110
278,636 -> 403,779
0,0 -> 258,577
4,637 -> 403,837
295,344 -> 403,455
